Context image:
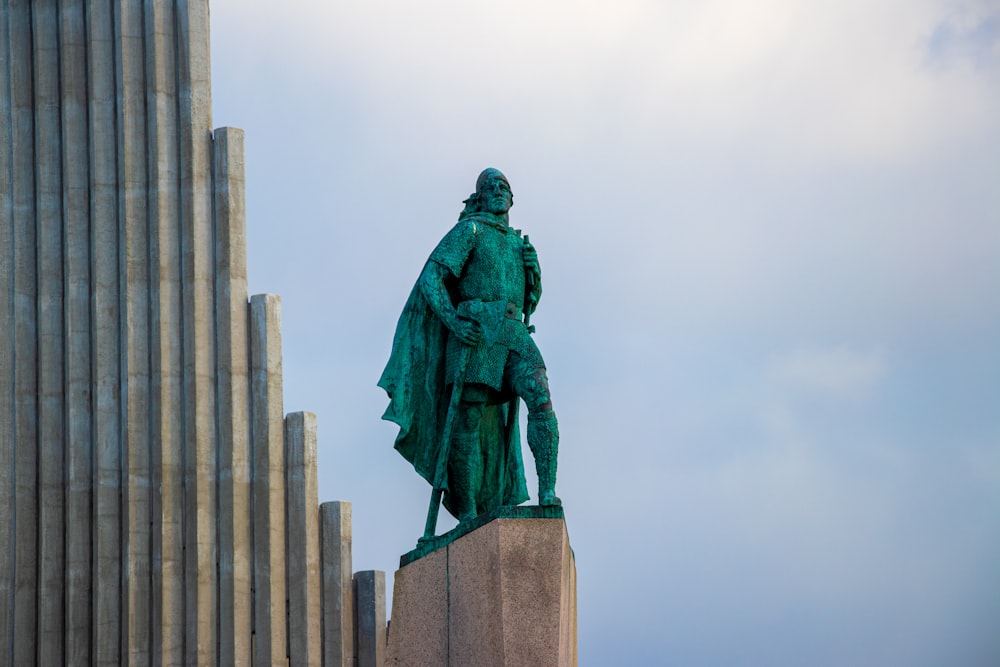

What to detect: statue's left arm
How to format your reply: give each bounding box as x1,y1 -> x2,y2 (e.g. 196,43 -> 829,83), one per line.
523,236 -> 543,315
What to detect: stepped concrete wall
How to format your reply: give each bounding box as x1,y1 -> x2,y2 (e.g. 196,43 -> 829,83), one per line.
0,1 -> 383,664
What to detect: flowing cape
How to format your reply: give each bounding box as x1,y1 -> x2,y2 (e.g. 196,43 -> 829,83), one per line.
378,274 -> 528,519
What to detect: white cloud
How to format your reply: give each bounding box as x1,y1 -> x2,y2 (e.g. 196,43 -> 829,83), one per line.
213,0 -> 1000,164
925,2 -> 1000,68
772,345 -> 887,394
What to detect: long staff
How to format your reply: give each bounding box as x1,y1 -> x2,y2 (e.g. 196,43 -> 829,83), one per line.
420,342 -> 473,543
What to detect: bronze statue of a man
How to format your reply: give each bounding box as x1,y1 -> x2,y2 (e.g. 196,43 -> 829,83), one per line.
379,168 -> 561,528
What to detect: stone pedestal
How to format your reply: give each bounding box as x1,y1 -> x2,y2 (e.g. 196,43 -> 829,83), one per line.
386,508 -> 577,667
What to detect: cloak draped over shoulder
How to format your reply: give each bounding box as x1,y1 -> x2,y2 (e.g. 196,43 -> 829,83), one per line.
378,273 -> 528,519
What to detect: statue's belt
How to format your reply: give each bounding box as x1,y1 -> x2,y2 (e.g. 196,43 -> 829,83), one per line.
457,299 -> 523,324
450,300 -> 532,380
502,303 -> 524,320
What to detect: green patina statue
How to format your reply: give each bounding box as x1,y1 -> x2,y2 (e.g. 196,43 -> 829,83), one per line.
379,168 -> 561,540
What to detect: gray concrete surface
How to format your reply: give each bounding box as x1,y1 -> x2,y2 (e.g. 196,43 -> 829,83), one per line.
251,293 -> 288,666
214,125 -> 253,666
322,501 -> 356,667
0,3 -> 360,664
286,411 -> 323,665
355,570 -> 387,667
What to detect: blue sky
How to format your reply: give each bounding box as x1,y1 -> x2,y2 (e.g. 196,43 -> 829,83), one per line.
208,1 -> 1000,664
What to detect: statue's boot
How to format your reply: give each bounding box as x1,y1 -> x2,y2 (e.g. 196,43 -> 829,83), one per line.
450,431 -> 482,523
527,410 -> 561,507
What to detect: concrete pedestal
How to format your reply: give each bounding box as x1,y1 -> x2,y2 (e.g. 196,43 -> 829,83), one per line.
386,510 -> 577,667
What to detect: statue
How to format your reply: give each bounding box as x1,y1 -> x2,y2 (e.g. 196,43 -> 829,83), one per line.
379,168 -> 561,540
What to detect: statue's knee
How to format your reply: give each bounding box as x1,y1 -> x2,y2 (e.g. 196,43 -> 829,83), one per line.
523,369 -> 553,414
525,392 -> 553,414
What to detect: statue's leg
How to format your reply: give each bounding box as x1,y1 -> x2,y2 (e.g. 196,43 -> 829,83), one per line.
507,351 -> 561,507
448,389 -> 486,522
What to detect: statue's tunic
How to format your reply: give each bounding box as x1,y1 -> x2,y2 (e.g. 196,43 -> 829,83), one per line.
429,214 -> 544,394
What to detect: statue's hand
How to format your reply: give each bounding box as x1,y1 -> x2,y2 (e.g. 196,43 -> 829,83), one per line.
523,239 -> 542,311
452,317 -> 483,347
523,243 -> 540,279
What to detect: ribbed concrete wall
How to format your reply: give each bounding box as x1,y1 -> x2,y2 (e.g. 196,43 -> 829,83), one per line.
0,1 -> 375,664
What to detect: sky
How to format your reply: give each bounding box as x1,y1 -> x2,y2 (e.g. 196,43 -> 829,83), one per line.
207,1 -> 1000,664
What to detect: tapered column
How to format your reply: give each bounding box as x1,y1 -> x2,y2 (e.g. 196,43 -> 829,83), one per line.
250,293 -> 287,666
33,1 -> 66,663
321,501 -> 355,667
115,0 -> 153,661
215,125 -> 252,666
354,571 -> 386,667
286,411 -> 322,665
0,2 -> 15,659
144,1 -> 184,662
10,1 -> 39,663
60,0 -> 94,663
88,0 -> 123,662
177,1 -> 218,663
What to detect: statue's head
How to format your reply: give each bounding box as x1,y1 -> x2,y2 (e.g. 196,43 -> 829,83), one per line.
463,168 -> 512,216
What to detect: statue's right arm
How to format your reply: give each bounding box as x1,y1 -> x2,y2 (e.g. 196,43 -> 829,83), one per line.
418,261 -> 482,346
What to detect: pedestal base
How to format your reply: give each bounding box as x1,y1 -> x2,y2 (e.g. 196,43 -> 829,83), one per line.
386,509 -> 577,667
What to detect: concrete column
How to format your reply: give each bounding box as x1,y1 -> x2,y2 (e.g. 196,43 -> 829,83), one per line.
178,0 -> 218,661
88,0 -> 124,662
60,0 -> 94,663
321,501 -> 354,667
33,1 -> 66,663
285,411 -> 322,666
250,293 -> 287,666
10,1 -> 38,663
354,571 -> 386,667
144,0 -> 184,661
115,0 -> 153,661
0,3 -> 15,659
214,125 -> 252,666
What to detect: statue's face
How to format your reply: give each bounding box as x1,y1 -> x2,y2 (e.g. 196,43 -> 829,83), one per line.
478,176 -> 513,215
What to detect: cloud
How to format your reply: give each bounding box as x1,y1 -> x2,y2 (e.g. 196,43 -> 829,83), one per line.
925,4 -> 1000,69
772,346 -> 887,395
212,0 -> 1000,166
